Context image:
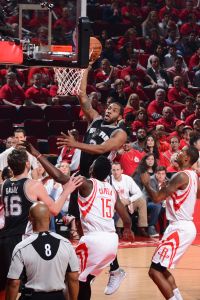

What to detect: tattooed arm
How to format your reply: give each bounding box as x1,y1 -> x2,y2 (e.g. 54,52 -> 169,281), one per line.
78,67 -> 99,123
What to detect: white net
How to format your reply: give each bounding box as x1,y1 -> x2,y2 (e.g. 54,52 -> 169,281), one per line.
53,67 -> 86,96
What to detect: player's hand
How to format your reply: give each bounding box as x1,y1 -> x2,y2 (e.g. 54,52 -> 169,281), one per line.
122,228 -> 135,243
140,172 -> 150,186
62,173 -> 84,193
18,141 -> 40,158
57,131 -> 77,149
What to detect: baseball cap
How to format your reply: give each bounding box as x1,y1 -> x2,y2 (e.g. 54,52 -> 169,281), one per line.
176,120 -> 185,127
182,125 -> 193,131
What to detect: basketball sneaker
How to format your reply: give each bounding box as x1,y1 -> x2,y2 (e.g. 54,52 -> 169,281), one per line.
104,268 -> 126,295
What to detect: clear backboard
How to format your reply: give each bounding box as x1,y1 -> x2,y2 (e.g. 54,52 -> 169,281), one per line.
0,0 -> 90,68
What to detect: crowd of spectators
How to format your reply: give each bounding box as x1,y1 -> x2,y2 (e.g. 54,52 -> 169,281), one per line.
1,0 -> 200,238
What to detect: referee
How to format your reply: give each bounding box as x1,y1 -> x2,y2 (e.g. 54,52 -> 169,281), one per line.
6,202 -> 79,300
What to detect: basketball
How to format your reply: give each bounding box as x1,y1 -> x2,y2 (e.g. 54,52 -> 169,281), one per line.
89,37 -> 102,61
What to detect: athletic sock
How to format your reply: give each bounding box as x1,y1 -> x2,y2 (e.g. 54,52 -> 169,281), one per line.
109,256 -> 119,272
168,296 -> 176,300
173,288 -> 183,300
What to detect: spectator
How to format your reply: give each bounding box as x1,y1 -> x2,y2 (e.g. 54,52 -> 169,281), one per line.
167,56 -> 192,87
117,28 -> 140,51
111,162 -> 149,237
185,102 -> 200,127
132,128 -> 147,152
25,73 -> 52,108
167,76 -> 193,113
131,108 -> 148,132
180,13 -> 200,36
121,1 -> 142,25
103,1 -> 122,23
95,59 -> 119,91
182,31 -> 200,56
156,106 -> 177,133
123,93 -> 141,119
163,45 -> 188,69
0,72 -> 25,108
57,129 -> 81,173
144,135 -> 160,161
116,138 -> 145,176
120,53 -> 156,86
132,152 -> 157,190
189,45 -> 200,71
147,88 -> 168,127
180,96 -> 195,120
147,55 -> 170,89
160,136 -> 180,167
123,75 -> 148,102
109,79 -> 127,106
193,119 -> 200,134
179,125 -> 193,148
142,11 -> 161,37
4,136 -> 16,149
158,0 -> 179,21
169,119 -> 185,140
146,166 -> 168,237
0,128 -> 39,179
101,39 -> 120,66
167,152 -> 180,174
54,7 -> 75,33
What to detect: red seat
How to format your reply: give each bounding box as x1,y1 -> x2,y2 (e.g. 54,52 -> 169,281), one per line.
44,105 -> 71,121
0,106 -> 17,122
24,119 -> 48,139
48,120 -> 73,136
17,106 -> 44,123
0,119 -> 13,139
48,135 -> 60,155
70,105 -> 81,121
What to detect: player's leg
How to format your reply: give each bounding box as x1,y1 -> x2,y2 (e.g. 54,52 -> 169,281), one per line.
163,270 -> 183,300
104,256 -> 126,295
78,274 -> 95,300
0,290 -> 5,300
149,263 -> 175,299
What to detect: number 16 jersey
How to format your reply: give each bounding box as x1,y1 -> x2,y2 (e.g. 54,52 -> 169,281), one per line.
78,178 -> 116,234
0,178 -> 34,238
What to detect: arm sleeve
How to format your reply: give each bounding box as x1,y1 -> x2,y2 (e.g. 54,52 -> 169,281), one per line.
128,176 -> 143,202
66,244 -> 79,273
70,149 -> 81,171
7,248 -> 24,280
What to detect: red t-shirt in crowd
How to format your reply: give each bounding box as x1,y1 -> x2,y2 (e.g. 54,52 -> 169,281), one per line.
167,87 -> 192,104
0,84 -> 25,105
123,86 -> 148,102
189,53 -> 200,71
156,117 -> 176,133
185,113 -> 196,127
120,67 -> 146,84
117,149 -> 145,176
25,86 -> 50,104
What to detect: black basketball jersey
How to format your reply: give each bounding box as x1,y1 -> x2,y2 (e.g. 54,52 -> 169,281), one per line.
80,117 -> 122,177
0,178 -> 34,238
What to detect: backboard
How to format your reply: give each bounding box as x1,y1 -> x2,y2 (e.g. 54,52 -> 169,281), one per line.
0,0 -> 90,68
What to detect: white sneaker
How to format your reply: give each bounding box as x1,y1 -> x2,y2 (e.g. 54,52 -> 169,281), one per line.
104,268 -> 126,295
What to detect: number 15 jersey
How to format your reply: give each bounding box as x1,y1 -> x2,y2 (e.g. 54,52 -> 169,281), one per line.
78,179 -> 116,234
0,178 -> 34,238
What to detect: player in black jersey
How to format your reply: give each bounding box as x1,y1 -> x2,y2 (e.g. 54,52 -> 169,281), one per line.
57,66 -> 127,177
0,149 -> 82,299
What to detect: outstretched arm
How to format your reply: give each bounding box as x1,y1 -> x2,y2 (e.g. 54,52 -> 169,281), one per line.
57,130 -> 127,154
141,171 -> 189,203
78,67 -> 99,122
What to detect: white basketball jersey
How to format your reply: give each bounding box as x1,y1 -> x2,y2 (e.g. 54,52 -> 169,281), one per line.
166,170 -> 198,222
78,179 -> 116,234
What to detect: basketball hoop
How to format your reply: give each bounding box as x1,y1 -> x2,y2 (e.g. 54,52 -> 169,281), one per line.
53,67 -> 86,96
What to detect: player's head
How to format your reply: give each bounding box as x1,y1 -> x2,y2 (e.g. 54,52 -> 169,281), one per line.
89,156 -> 111,181
103,102 -> 124,125
7,149 -> 30,176
176,146 -> 199,168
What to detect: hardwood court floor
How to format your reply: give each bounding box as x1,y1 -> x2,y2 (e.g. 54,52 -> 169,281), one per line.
92,245 -> 200,300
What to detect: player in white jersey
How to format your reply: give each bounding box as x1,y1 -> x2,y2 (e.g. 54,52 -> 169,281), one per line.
141,146 -> 200,300
22,142 -> 134,300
